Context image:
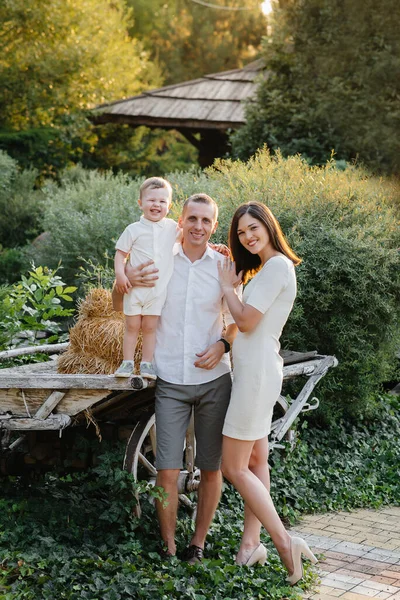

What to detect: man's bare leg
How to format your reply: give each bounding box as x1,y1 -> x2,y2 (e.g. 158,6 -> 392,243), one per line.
156,469 -> 180,555
190,469 -> 222,549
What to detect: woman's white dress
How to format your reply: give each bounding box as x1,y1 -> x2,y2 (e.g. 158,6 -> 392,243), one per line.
223,255 -> 297,441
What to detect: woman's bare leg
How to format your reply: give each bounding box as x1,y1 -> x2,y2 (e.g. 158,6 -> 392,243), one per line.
236,437 -> 270,561
222,435 -> 293,572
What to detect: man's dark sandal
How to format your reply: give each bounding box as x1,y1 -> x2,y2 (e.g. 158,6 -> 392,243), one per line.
181,544 -> 204,564
158,544 -> 174,560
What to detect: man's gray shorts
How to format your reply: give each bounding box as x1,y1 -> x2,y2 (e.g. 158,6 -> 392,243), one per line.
155,373 -> 232,472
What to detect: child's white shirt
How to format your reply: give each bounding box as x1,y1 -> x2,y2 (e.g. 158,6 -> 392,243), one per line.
115,216 -> 178,299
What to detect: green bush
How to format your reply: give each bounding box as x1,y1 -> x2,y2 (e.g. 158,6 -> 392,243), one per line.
269,393 -> 400,522
31,151 -> 400,419
0,151 -> 44,249
0,265 -> 76,351
0,247 -> 27,285
0,150 -> 45,284
31,167 -> 143,284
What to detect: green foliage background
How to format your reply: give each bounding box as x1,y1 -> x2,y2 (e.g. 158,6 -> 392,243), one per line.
128,0 -> 266,85
0,0 -> 199,178
0,151 -> 43,282
26,150 -> 400,420
232,0 -> 400,176
0,0 -> 265,179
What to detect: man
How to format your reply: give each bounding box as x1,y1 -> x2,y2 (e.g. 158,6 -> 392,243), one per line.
121,194 -> 238,562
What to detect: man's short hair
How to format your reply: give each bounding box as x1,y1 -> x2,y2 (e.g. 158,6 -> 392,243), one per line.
139,177 -> 173,201
182,193 -> 218,221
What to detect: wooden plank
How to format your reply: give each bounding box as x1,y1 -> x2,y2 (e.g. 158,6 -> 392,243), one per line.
0,414 -> 71,430
35,391 -> 66,419
0,388 -> 117,417
0,374 -> 134,390
0,360 -> 59,375
282,356 -> 337,379
0,343 -> 68,361
273,356 -> 338,443
281,350 -> 318,365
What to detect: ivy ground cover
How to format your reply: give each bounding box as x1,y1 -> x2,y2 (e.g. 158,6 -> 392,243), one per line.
0,393 -> 399,599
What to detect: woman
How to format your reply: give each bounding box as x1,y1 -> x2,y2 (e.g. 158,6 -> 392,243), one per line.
217,202 -> 317,584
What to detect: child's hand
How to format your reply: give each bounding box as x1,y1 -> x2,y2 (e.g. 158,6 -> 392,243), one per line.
115,274 -> 132,295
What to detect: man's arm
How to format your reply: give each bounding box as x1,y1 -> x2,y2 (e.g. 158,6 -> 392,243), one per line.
193,323 -> 238,370
111,259 -> 160,312
125,260 -> 159,287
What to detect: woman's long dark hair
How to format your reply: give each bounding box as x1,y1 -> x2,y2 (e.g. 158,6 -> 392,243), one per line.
229,202 -> 301,284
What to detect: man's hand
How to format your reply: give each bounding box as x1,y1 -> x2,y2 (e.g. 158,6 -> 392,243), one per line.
125,260 -> 159,287
194,341 -> 225,370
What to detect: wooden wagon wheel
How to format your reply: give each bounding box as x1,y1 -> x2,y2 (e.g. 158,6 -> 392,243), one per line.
123,409 -> 197,518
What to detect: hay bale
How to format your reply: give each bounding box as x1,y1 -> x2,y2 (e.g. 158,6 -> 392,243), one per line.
58,349 -> 119,375
78,288 -> 124,320
69,318 -> 124,362
58,287 -> 143,375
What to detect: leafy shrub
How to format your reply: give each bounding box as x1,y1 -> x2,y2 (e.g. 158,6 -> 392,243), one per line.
0,265 -> 76,351
31,167 -> 142,284
0,247 -> 27,285
269,393 -> 400,522
31,151 -> 400,419
0,150 -> 45,284
0,151 -> 44,250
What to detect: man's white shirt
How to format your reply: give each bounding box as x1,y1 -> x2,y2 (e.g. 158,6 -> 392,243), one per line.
155,244 -> 236,385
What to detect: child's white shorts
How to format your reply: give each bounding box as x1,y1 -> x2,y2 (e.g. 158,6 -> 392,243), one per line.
123,287 -> 167,317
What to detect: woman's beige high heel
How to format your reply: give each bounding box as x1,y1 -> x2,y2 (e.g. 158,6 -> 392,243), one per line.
236,543 -> 268,567
287,537 -> 318,585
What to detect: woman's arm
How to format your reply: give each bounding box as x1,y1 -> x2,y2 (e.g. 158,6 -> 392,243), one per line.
217,259 -> 263,333
221,286 -> 263,333
218,257 -> 288,333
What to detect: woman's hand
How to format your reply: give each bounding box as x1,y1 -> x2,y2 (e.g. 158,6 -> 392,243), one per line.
209,242 -> 230,257
217,257 -> 242,292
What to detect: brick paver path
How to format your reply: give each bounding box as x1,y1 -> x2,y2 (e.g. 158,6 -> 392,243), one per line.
291,506 -> 400,600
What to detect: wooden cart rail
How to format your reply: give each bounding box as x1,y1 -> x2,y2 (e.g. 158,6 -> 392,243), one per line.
0,350 -> 336,428
1,347 -> 337,515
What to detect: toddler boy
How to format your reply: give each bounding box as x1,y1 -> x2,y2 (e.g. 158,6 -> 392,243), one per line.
114,177 -> 180,379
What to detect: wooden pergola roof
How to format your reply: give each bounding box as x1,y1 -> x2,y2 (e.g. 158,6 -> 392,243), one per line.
94,59 -> 264,131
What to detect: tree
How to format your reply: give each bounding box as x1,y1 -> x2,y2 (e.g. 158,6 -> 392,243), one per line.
0,0 -> 160,130
0,0 -> 163,176
231,0 -> 400,175
128,0 -> 267,84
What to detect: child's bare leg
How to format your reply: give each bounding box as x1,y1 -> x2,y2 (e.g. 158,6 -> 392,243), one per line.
141,315 -> 159,362
123,315 -> 142,360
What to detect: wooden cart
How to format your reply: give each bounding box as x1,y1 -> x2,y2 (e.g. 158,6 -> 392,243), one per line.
0,345 -> 337,515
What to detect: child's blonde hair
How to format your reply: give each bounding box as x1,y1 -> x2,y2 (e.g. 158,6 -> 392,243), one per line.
139,177 -> 173,202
